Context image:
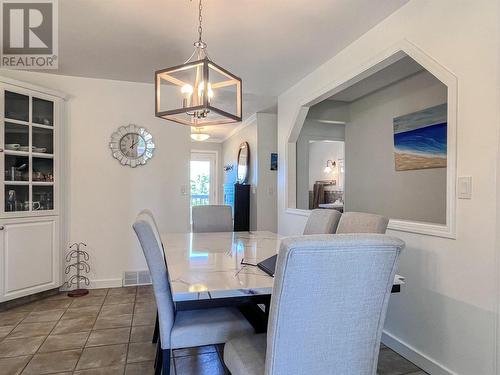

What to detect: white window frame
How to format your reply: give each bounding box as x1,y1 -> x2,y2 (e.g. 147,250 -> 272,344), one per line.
190,150 -> 218,205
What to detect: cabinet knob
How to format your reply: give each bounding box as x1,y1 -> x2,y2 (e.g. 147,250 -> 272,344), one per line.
0,226 -> 4,230
0,148 -> 3,152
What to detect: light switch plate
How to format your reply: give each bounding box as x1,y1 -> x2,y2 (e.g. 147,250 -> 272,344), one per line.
457,176 -> 472,199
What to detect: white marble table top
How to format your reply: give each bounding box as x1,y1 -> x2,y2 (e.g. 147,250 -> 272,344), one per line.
161,231 -> 404,302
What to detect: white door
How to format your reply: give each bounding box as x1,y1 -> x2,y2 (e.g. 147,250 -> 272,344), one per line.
190,152 -> 217,208
0,217 -> 60,301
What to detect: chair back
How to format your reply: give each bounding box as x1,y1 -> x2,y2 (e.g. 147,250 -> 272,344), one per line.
303,209 -> 341,235
265,234 -> 404,375
192,205 -> 233,233
336,212 -> 389,234
133,213 -> 174,349
138,209 -> 164,257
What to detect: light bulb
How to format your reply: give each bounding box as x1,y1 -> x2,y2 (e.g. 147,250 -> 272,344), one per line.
324,166 -> 332,174
181,84 -> 193,95
207,82 -> 214,99
198,81 -> 204,98
181,84 -> 193,108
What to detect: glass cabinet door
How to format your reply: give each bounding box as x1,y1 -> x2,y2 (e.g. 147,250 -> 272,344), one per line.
3,89 -> 55,214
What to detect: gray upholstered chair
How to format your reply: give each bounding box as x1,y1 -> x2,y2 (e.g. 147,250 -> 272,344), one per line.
336,212 -> 389,234
138,209 -> 163,344
192,205 -> 233,233
224,234 -> 405,375
133,213 -> 253,375
303,209 -> 342,235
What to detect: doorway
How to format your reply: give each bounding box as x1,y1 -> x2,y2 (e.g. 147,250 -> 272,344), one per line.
190,152 -> 217,209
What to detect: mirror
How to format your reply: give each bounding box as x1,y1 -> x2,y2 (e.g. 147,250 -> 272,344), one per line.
237,142 -> 250,184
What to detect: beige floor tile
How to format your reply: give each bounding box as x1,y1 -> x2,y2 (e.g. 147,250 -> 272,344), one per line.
22,349 -> 81,374
70,296 -> 105,308
76,344 -> 127,370
136,285 -> 153,294
34,300 -> 72,311
0,311 -> 29,326
127,342 -> 156,363
93,314 -> 132,330
52,316 -> 96,334
135,295 -> 155,304
61,305 -> 101,320
86,327 -> 130,347
0,336 -> 45,357
44,292 -> 72,301
74,365 -> 125,374
0,325 -> 15,340
99,303 -> 134,316
7,321 -> 56,339
104,294 -> 135,305
38,331 -> 90,353
87,289 -> 109,297
134,303 -> 156,314
23,309 -> 65,323
130,325 -> 154,343
132,312 -> 156,326
125,360 -> 156,375
0,355 -> 31,375
107,287 -> 137,296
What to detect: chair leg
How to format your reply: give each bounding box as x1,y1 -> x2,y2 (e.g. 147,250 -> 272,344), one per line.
152,311 -> 159,343
162,349 -> 171,375
154,339 -> 162,375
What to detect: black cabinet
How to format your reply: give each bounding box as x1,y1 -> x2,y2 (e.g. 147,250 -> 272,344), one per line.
233,184 -> 250,231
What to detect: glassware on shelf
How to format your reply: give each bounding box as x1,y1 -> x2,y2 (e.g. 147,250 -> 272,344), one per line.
4,185 -> 29,212
33,185 -> 53,210
5,155 -> 29,181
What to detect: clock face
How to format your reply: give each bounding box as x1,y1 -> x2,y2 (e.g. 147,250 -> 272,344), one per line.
109,125 -> 155,168
119,133 -> 146,159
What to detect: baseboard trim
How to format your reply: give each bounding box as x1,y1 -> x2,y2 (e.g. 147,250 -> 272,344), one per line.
88,278 -> 123,289
382,330 -> 457,375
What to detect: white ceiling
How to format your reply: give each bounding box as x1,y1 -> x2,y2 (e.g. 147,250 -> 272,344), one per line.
55,0 -> 410,141
328,55 -> 425,102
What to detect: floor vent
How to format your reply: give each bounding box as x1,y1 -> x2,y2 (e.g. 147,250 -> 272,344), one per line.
123,270 -> 152,286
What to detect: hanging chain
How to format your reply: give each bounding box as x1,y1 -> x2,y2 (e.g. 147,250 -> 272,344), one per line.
198,0 -> 203,43
186,0 -> 208,62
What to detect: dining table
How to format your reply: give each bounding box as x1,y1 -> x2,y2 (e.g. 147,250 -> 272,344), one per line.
161,231 -> 405,314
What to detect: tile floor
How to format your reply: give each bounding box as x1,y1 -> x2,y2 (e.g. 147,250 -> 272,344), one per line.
0,286 -> 428,375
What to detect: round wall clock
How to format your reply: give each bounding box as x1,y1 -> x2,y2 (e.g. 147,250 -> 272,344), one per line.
109,124 -> 155,167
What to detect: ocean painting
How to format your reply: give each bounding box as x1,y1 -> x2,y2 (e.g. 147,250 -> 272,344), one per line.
393,104 -> 447,171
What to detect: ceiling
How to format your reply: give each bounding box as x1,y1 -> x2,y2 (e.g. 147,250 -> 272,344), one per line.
55,0 -> 410,141
328,55 -> 425,102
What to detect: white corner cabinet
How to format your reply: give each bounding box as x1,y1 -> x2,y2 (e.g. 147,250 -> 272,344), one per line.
0,77 -> 66,302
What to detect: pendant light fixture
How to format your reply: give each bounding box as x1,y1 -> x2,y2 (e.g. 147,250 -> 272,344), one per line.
190,127 -> 210,141
155,0 -> 242,127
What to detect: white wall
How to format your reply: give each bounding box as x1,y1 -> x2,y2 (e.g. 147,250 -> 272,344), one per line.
0,69 -> 191,287
308,141 -> 344,191
222,113 -> 278,232
277,1 -> 500,374
345,70 -> 447,224
256,113 -> 278,232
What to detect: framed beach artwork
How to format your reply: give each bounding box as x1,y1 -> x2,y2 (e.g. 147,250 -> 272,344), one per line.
393,104 -> 447,171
